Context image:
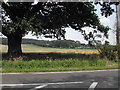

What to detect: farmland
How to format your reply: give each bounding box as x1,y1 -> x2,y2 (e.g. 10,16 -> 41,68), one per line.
1,44 -> 100,60
1,44 -> 119,73
1,44 -> 99,54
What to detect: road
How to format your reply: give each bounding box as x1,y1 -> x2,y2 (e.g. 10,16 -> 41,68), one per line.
1,69 -> 120,90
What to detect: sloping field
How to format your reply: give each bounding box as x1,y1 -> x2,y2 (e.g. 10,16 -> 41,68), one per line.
1,44 -> 99,54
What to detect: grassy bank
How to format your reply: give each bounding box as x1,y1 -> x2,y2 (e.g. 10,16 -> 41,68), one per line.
1,59 -> 119,73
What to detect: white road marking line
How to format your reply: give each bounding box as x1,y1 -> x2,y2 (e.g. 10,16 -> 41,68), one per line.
47,81 -> 83,85
0,84 -> 40,87
2,69 -> 119,75
30,84 -> 48,90
30,81 -> 83,90
35,84 -> 47,89
0,81 -> 83,87
88,82 -> 98,90
0,84 -> 24,87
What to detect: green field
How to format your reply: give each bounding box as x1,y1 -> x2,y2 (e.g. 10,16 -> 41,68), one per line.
1,44 -> 119,73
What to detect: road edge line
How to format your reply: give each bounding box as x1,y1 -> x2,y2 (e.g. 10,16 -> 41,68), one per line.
2,69 -> 119,75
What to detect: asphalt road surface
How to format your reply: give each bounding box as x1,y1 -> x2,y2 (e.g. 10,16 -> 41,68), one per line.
1,69 -> 120,90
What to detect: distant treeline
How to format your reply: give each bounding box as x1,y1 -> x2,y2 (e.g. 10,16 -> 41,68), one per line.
1,38 -> 90,49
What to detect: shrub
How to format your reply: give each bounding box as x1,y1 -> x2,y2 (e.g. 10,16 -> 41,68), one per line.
98,45 -> 120,61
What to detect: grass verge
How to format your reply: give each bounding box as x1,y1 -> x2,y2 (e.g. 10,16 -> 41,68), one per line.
1,59 -> 119,73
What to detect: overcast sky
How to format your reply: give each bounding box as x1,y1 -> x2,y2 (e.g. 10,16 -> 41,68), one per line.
1,3 -> 117,45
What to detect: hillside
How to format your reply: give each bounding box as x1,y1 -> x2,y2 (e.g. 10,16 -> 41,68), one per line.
0,38 -> 90,49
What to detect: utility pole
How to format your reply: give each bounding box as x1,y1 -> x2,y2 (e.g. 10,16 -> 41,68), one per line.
116,4 -> 120,45
116,4 -> 120,60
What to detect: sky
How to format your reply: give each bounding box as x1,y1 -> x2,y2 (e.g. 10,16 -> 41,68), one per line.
94,4 -> 116,45
1,3 -> 117,45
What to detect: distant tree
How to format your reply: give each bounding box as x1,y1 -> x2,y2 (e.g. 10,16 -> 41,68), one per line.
1,2 -> 111,59
49,40 -> 81,48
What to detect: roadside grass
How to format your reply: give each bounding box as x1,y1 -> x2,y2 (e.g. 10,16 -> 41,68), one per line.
1,59 -> 119,73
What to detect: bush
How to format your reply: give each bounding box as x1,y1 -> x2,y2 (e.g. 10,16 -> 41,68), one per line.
98,45 -> 120,61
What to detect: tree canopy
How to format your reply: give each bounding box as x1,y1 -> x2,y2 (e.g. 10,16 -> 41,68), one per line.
1,2 -> 110,39
1,2 -> 118,58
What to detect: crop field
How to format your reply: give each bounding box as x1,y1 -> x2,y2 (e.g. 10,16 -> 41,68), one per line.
1,44 -> 119,73
1,44 -> 99,54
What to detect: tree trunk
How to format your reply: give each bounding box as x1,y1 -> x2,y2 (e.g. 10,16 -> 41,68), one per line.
7,34 -> 22,59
